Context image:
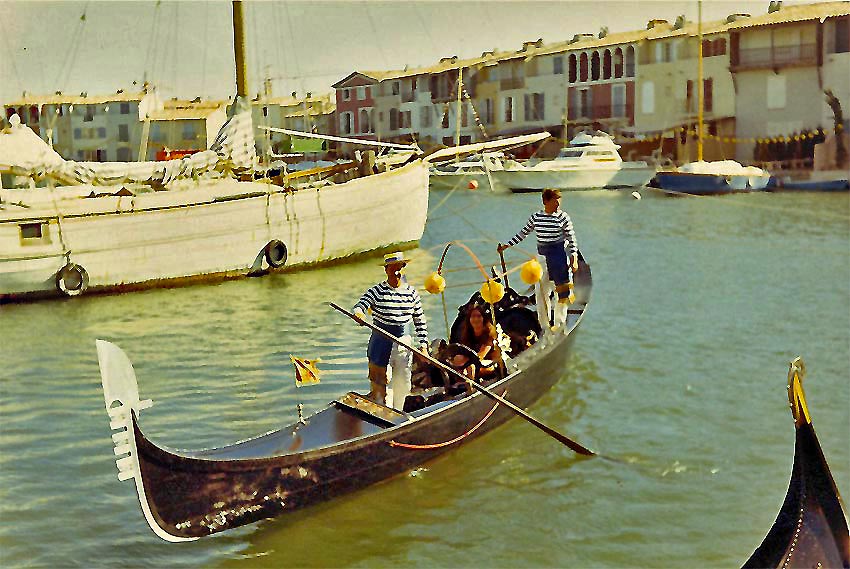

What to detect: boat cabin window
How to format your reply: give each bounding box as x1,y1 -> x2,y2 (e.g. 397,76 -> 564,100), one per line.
19,222 -> 50,245
557,149 -> 584,159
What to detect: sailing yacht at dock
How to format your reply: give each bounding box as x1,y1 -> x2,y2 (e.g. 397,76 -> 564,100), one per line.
0,1 -> 429,302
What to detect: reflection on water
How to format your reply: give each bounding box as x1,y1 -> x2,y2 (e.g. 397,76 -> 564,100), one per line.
0,190 -> 847,568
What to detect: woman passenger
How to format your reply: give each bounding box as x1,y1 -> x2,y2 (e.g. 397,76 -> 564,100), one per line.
456,305 -> 502,379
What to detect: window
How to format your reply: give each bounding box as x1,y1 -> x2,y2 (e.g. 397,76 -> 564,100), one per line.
590,51 -> 600,80
19,222 -> 44,239
625,46 -> 636,77
553,56 -> 564,75
96,149 -> 107,161
524,93 -> 544,121
359,108 -> 370,133
120,102 -> 130,114
400,110 -> 412,129
420,106 -> 432,128
342,88 -> 351,101
686,80 -> 694,113
117,147 -> 131,161
612,84 -> 626,117
641,81 -> 655,114
713,39 -> 726,55
613,48 -> 624,78
389,108 -> 399,130
568,54 -> 577,83
703,78 -> 713,113
392,81 -> 400,96
579,89 -> 591,117
767,75 -> 786,109
503,96 -> 514,123
84,105 -> 95,122
30,106 -> 39,122
482,98 -> 494,125
150,124 -> 163,142
97,127 -> 106,138
182,124 -> 195,140
603,50 -> 612,79
340,111 -> 353,134
356,86 -> 366,100
73,128 -> 81,139
835,17 -> 849,53
579,53 -> 588,82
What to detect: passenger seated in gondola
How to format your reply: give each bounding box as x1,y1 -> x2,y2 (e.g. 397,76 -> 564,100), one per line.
455,304 -> 503,380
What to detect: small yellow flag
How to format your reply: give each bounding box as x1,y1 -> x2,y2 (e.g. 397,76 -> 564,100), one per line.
290,355 -> 322,386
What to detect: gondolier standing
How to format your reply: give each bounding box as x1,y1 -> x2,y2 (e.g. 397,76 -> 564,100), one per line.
498,188 -> 579,328
353,252 -> 428,408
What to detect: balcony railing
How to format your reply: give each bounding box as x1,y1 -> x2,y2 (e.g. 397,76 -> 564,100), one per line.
734,43 -> 818,70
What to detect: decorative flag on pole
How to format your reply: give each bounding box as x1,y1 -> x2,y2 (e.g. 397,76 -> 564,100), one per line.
290,355 -> 322,386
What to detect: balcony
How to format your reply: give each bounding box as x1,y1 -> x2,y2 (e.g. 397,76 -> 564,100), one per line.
733,43 -> 818,70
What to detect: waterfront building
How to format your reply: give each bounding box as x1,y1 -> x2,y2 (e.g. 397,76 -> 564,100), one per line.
2,89 -> 162,162
324,1 -> 849,166
252,92 -> 335,158
144,99 -> 227,161
727,2 -> 850,165
634,15 -> 738,163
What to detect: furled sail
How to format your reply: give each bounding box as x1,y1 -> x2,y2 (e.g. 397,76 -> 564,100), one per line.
209,96 -> 257,172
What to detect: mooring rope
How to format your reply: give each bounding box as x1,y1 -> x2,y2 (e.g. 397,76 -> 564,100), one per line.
388,390 -> 507,450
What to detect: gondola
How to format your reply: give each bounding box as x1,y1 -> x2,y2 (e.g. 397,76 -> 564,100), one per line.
742,357 -> 850,568
96,256 -> 593,542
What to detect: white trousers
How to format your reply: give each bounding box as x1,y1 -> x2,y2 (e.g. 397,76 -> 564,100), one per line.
386,334 -> 413,410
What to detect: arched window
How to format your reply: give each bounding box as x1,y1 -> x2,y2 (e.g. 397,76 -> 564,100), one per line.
568,54 -> 577,83
579,52 -> 588,82
603,50 -> 612,79
613,47 -> 624,78
590,51 -> 600,81
625,46 -> 636,77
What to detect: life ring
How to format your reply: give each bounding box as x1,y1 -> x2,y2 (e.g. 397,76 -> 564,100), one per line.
264,240 -> 288,268
56,263 -> 89,296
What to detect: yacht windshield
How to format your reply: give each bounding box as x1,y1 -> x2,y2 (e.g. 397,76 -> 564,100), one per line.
557,149 -> 584,158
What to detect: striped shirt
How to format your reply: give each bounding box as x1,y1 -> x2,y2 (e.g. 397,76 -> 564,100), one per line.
353,281 -> 428,345
506,209 -> 578,255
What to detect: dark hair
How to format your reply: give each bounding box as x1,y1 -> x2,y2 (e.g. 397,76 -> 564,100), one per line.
542,188 -> 561,203
457,305 -> 497,350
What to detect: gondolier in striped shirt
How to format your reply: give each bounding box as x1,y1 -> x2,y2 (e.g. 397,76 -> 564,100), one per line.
498,188 -> 579,326
353,252 -> 428,408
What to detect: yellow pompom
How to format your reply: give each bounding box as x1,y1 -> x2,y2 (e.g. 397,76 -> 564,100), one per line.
424,272 -> 446,294
520,258 -> 543,284
480,279 -> 504,304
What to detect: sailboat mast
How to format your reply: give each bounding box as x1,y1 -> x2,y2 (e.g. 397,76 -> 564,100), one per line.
455,67 -> 463,159
232,0 -> 249,97
697,0 -> 704,161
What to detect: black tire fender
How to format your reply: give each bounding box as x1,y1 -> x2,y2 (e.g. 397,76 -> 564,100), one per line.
264,240 -> 288,268
56,263 -> 89,296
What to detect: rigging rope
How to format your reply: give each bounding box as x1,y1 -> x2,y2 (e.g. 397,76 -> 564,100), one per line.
388,390 -> 507,449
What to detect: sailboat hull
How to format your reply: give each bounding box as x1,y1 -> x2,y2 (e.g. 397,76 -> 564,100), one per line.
0,161 -> 429,301
652,171 -> 770,195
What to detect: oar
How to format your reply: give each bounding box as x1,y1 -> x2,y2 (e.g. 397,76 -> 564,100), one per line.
329,302 -> 595,456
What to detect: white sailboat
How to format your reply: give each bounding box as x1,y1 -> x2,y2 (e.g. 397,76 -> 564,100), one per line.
486,130 -> 656,192
0,1 -> 429,302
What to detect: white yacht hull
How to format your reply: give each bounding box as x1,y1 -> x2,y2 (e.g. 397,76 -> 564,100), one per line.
0,161 -> 429,301
490,164 -> 655,192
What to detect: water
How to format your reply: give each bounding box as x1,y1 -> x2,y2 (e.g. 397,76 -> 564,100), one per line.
1,188 -> 848,568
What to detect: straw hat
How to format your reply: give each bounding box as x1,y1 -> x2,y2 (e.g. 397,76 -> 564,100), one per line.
381,251 -> 411,266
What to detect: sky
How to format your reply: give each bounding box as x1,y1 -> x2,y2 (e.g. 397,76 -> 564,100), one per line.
0,0 -> 815,103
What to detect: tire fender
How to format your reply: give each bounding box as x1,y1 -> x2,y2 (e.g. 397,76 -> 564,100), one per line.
264,240 -> 288,268
56,264 -> 89,296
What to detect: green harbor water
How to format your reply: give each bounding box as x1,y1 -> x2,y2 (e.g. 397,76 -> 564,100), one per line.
0,188 -> 848,568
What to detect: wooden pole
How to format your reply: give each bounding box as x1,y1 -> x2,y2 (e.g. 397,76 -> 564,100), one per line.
232,0 -> 249,97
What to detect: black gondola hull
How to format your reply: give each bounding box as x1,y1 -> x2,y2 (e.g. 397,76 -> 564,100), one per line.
131,311 -> 583,539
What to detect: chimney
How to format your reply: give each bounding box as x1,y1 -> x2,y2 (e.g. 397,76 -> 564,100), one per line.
674,15 -> 687,29
481,50 -> 495,57
570,33 -> 595,43
726,13 -> 751,23
768,1 -> 783,13
646,19 -> 668,29
598,26 -> 609,39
